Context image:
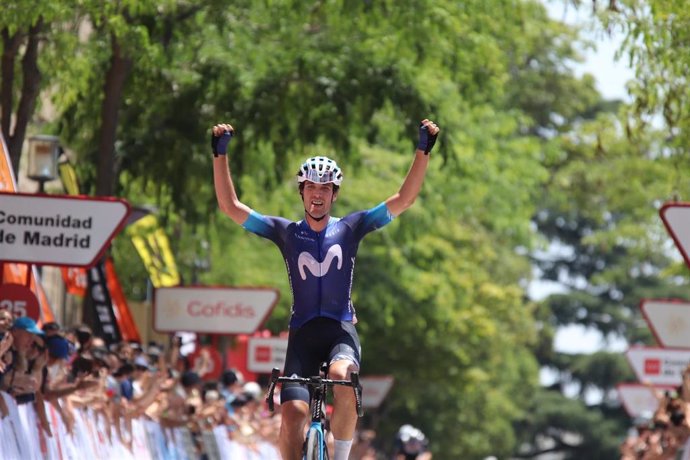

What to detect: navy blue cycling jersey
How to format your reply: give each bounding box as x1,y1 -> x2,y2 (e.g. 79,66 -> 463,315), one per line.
242,202 -> 394,328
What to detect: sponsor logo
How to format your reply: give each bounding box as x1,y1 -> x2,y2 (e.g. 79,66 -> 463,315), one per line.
255,346 -> 272,363
644,359 -> 661,375
298,244 -> 343,280
187,301 -> 256,318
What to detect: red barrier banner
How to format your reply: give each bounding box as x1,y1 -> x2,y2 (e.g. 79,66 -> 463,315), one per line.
60,267 -> 87,297
57,159 -> 89,296
105,257 -> 141,342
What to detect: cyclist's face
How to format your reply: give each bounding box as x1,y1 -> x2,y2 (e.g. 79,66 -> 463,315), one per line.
302,181 -> 337,219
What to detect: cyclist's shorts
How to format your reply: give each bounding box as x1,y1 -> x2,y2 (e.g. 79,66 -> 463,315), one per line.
280,317 -> 361,404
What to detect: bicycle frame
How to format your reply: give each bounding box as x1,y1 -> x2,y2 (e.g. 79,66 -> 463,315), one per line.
266,366 -> 363,460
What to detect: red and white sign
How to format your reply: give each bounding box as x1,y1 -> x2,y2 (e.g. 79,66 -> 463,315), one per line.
661,203 -> 690,271
154,286 -> 279,334
0,192 -> 130,267
360,376 -> 394,409
247,336 -> 289,373
626,346 -> 690,386
616,383 -> 674,418
641,299 -> 690,349
0,283 -> 40,320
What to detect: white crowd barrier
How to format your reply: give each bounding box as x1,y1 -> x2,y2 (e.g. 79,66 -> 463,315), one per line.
0,391 -> 281,460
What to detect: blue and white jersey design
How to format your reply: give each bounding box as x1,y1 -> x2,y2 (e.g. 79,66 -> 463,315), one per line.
242,202 -> 394,328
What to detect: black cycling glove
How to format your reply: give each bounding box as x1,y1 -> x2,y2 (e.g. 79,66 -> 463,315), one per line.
417,123 -> 438,155
211,130 -> 233,156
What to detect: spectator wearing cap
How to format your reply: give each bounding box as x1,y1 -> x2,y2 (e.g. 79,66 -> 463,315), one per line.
394,424 -> 432,460
45,335 -> 74,383
41,322 -> 61,337
42,334 -> 97,441
6,317 -> 52,452
114,363 -> 136,401
131,355 -> 153,399
146,342 -> 163,372
44,335 -> 96,398
220,368 -> 244,413
226,381 -> 266,446
129,340 -> 144,361
147,341 -> 163,359
242,381 -> 262,403
2,317 -> 45,400
133,355 -> 150,372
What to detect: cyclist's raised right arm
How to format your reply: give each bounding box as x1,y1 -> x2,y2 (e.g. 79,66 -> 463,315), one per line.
211,123 -> 251,225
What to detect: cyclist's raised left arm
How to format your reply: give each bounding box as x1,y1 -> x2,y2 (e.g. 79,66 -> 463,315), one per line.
385,118 -> 439,217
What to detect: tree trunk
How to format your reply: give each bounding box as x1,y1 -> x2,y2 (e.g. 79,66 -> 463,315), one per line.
1,29 -> 22,174
96,34 -> 132,197
8,18 -> 44,176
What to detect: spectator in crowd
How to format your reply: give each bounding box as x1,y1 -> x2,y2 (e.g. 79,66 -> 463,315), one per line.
43,333 -> 88,401
147,341 -> 163,363
220,368 -> 244,410
41,322 -> 62,337
180,370 -> 204,429
114,362 -> 136,401
394,424 -> 432,460
73,324 -> 94,354
0,309 -> 12,337
0,317 -> 394,459
0,310 -> 13,374
3,317 -> 46,402
621,368 -> 690,459
351,429 -> 379,460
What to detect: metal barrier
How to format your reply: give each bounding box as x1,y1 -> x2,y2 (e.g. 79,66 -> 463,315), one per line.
0,391 -> 281,460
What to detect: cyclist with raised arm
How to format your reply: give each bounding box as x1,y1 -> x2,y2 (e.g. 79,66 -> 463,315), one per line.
211,119 -> 439,460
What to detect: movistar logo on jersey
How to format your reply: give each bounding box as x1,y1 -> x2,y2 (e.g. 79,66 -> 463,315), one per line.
298,244 -> 343,280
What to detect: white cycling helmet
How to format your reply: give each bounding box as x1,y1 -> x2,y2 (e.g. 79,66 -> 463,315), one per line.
296,156 -> 343,186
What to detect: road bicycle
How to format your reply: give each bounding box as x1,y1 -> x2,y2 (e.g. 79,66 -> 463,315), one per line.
266,364 -> 363,460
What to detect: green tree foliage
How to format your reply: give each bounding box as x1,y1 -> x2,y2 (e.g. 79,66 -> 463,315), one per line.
604,0 -> 690,168
3,0 -> 664,458
0,0 -> 76,173
512,1 -> 690,456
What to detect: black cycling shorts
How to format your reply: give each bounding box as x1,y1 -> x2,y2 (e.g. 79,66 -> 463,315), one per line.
280,317 -> 361,404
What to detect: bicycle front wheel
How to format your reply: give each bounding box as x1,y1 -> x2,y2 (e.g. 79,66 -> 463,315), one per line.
304,426 -> 325,460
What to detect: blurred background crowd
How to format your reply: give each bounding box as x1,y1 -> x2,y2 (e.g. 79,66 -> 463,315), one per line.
0,310 -> 424,459
619,368 -> 690,460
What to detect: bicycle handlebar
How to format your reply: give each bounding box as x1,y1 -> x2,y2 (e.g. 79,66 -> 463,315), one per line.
265,367 -> 364,417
